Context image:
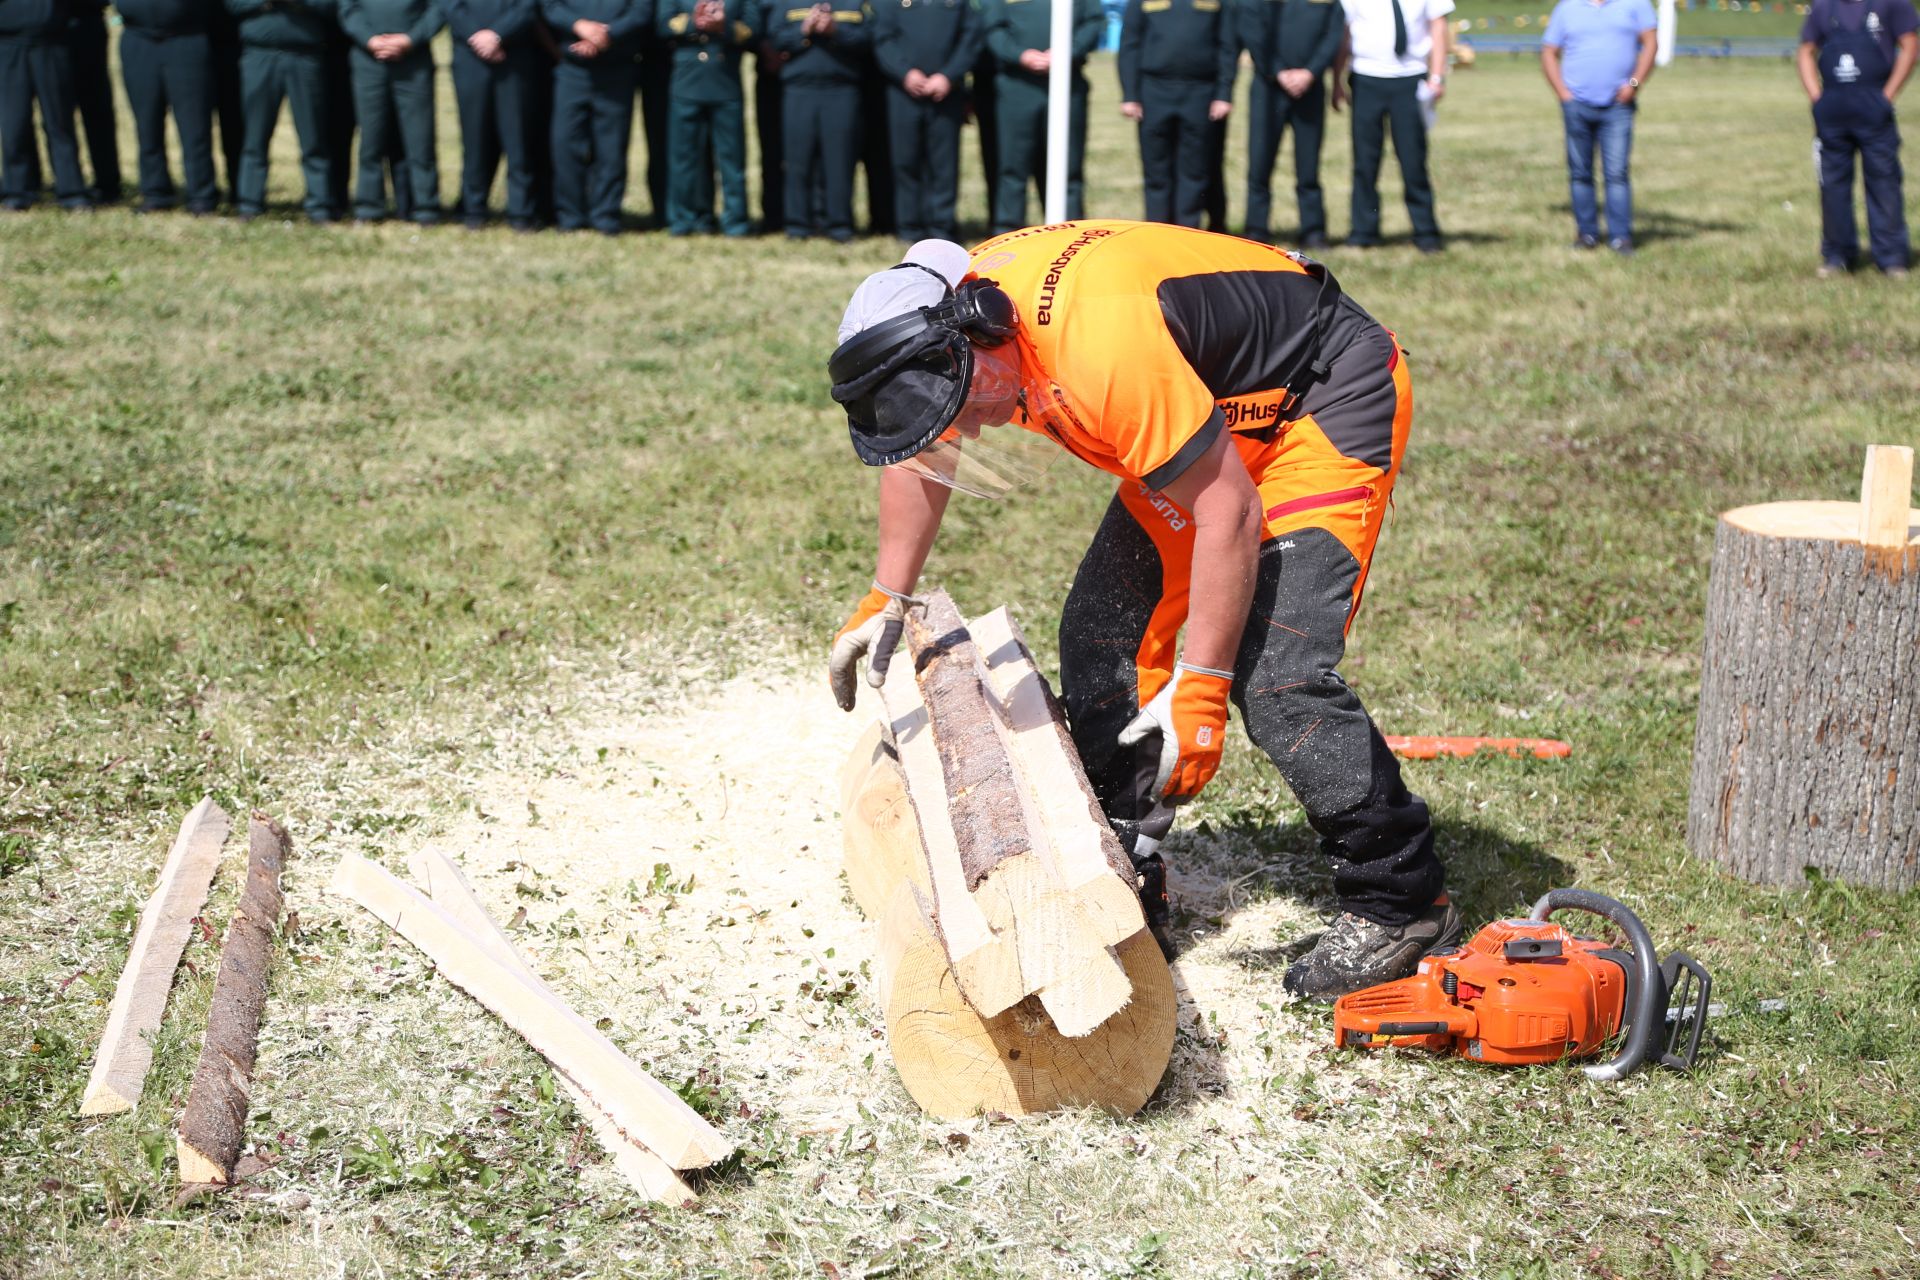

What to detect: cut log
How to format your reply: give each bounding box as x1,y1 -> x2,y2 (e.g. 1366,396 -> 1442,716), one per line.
1688,448 -> 1919,890
408,850 -> 696,1206
879,641 -> 1028,1018
838,720 -> 928,920
873,878 -> 1175,1119
968,607 -> 1144,946
847,607 -> 1178,1113
329,853 -> 732,1169
80,797 -> 232,1117
176,814 -> 289,1184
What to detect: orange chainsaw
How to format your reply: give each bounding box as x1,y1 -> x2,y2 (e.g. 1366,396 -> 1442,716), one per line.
1332,889 -> 1711,1081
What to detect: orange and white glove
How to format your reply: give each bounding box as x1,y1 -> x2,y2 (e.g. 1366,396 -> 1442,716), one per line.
829,581 -> 920,712
1117,661 -> 1233,802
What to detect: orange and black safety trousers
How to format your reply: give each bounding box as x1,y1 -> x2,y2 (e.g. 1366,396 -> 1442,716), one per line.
1059,322 -> 1444,927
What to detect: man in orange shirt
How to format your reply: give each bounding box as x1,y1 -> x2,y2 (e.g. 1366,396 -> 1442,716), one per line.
826,222 -> 1457,1000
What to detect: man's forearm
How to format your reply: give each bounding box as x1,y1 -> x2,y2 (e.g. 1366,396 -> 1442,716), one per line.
1427,16 -> 1446,81
1631,31 -> 1655,85
1181,515 -> 1258,672
874,467 -> 951,593
1541,46 -> 1567,98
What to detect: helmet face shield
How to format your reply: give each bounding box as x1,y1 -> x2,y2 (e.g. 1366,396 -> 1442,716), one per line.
889,345 -> 1059,501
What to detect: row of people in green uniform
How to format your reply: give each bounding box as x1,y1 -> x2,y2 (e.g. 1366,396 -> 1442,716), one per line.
4,0 -> 1343,241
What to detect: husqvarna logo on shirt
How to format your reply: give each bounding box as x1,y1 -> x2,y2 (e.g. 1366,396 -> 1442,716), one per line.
1866,10 -> 1881,31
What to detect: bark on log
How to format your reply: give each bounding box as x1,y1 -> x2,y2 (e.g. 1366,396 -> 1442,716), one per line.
176,814 -> 289,1184
902,591 -> 1031,888
1688,499 -> 1919,890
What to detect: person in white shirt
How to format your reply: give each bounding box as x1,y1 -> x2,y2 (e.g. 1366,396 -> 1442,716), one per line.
1340,0 -> 1451,251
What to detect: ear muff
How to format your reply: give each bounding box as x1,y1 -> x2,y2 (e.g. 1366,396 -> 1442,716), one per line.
945,279 -> 1019,346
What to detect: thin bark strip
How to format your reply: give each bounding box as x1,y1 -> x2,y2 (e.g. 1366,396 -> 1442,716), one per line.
176,814 -> 289,1184
1689,513 -> 1918,890
903,591 -> 1030,888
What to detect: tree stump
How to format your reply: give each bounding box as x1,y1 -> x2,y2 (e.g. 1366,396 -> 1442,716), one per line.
1688,446 -> 1918,890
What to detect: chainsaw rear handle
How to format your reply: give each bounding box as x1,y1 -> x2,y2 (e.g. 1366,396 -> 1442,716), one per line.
1528,888 -> 1664,1082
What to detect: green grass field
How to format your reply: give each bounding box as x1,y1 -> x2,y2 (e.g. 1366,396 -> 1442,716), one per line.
3,49 -> 1918,1280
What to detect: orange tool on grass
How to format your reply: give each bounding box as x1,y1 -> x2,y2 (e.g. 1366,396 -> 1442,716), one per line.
1385,736 -> 1572,760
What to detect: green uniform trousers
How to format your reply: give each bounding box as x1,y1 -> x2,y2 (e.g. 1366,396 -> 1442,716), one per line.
348,47 -> 438,220
0,39 -> 88,206
992,71 -> 1084,233
1245,77 -> 1324,240
668,93 -> 749,235
451,41 -> 540,224
236,45 -> 331,218
1348,72 -> 1439,248
887,86 -> 963,241
551,57 -> 637,232
782,80 -> 858,240
1137,75 -> 1213,228
120,28 -> 219,210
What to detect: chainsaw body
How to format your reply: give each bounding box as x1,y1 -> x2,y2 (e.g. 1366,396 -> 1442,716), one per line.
1331,889 -> 1710,1080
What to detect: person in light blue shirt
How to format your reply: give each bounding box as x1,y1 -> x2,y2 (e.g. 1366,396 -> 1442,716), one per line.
1542,0 -> 1656,253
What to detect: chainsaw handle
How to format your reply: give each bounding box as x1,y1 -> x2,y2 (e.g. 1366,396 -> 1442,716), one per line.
1528,888 -> 1663,1082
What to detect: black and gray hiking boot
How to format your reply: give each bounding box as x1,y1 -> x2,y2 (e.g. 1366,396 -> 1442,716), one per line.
1281,896 -> 1463,1002
1132,855 -> 1175,959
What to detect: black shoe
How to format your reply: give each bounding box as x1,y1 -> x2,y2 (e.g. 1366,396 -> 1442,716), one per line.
1415,239 -> 1445,256
186,203 -> 217,217
1343,236 -> 1381,250
1299,230 -> 1328,250
1281,896 -> 1463,1003
508,218 -> 538,234
1574,233 -> 1599,250
1608,237 -> 1634,257
1132,855 -> 1175,960
463,215 -> 486,231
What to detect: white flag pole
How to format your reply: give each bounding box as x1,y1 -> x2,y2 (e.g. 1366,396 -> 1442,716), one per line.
1044,0 -> 1071,223
1655,0 -> 1676,66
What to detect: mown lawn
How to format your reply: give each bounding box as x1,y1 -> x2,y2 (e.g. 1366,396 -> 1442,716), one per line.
3,50 -> 1917,1280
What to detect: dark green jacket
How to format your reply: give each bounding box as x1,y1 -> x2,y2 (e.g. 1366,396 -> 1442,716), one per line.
870,0 -> 979,86
982,0 -> 1100,81
1239,0 -> 1341,80
226,0 -> 339,51
340,0 -> 443,46
657,0 -> 756,99
1117,0 -> 1235,98
764,0 -> 870,83
445,0 -> 536,43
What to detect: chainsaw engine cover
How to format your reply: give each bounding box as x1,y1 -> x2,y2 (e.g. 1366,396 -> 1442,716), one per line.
1332,919 -> 1633,1067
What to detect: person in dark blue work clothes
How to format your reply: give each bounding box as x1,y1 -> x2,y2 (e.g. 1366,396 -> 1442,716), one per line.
1117,0 -> 1237,228
766,0 -> 870,242
447,0 -> 544,228
1240,0 -> 1344,246
118,0 -> 223,212
1798,0 -> 1917,276
541,0 -> 648,232
0,0 -> 90,208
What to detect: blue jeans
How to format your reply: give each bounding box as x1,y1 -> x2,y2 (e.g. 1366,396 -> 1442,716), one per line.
1563,99 -> 1635,243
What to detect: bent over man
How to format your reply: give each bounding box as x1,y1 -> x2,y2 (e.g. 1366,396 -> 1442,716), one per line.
825,223 -> 1458,1000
